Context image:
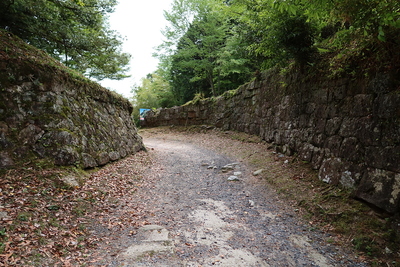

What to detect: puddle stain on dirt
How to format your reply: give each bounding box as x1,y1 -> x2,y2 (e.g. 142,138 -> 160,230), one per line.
183,198 -> 269,266
122,225 -> 174,259
289,235 -> 331,267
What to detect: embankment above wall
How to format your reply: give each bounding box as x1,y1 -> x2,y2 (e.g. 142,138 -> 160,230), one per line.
0,31 -> 144,169
145,66 -> 400,214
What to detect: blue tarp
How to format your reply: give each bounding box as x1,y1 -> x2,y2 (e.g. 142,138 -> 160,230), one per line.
139,108 -> 151,121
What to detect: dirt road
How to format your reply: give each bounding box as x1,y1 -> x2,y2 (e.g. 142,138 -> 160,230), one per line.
89,128 -> 366,266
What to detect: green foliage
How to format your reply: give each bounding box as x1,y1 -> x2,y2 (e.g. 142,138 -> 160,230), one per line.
169,12 -> 229,99
0,0 -> 130,80
155,0 -> 256,103
184,92 -> 206,105
131,71 -> 176,121
270,0 -> 400,40
352,236 -> 379,256
271,14 -> 316,65
240,9 -> 316,67
146,0 -> 400,107
329,0 -> 400,42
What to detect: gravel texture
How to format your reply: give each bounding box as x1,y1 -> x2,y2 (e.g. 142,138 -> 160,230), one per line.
88,128 -> 368,267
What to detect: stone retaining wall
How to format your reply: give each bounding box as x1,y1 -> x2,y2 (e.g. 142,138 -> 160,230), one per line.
0,33 -> 144,169
145,67 -> 400,214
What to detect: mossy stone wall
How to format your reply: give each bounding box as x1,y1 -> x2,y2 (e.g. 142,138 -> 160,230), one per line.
144,67 -> 400,214
0,32 -> 144,169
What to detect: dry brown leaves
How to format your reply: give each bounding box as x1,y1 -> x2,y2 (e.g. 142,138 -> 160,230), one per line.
0,150 -> 154,266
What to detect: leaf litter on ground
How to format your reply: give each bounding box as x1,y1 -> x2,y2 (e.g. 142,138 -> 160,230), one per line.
1,126 -> 399,266
0,150 -> 156,266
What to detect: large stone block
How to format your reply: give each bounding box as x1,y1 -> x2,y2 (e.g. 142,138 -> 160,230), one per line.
356,169 -> 400,214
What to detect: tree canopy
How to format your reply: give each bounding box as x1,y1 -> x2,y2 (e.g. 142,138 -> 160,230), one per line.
0,0 -> 130,80
144,0 -> 400,108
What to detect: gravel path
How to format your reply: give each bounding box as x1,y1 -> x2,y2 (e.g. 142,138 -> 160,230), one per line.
90,129 -> 367,267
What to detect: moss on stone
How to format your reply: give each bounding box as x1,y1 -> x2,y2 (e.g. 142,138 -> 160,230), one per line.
0,29 -> 144,170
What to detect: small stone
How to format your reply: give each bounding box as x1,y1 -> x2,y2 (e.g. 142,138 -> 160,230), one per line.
0,152 -> 14,167
234,171 -> 242,176
385,247 -> 392,254
201,125 -> 214,130
227,176 -> 239,181
0,211 -> 8,219
249,200 -> 255,207
284,160 -> 289,164
221,163 -> 239,172
253,169 -> 264,176
221,164 -> 234,172
61,175 -> 80,188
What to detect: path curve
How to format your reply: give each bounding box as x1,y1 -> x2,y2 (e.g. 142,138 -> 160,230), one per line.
95,130 -> 366,267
